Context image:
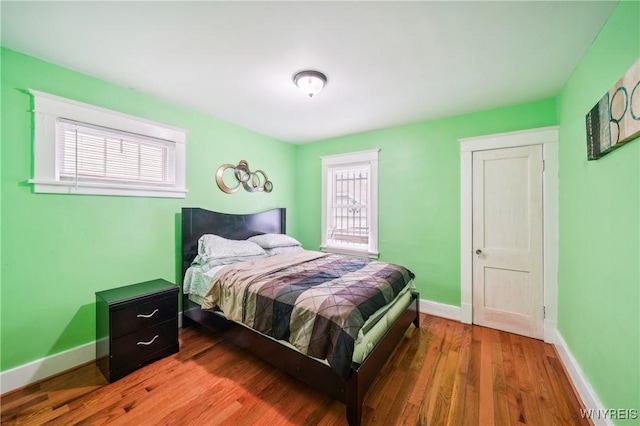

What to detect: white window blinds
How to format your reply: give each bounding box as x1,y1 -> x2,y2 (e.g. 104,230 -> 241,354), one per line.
29,90 -> 187,198
57,119 -> 175,186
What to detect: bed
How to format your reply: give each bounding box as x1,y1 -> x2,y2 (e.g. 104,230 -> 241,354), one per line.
181,207 -> 420,425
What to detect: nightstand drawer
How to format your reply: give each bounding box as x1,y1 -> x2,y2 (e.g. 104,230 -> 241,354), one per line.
111,293 -> 177,339
110,344 -> 179,382
111,318 -> 178,368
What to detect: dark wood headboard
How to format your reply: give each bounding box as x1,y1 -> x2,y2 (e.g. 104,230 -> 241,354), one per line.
181,207 -> 286,278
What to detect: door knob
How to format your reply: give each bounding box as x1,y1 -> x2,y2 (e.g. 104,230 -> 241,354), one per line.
475,249 -> 484,258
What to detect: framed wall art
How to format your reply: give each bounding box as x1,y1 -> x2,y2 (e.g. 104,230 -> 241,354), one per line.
586,58 -> 640,160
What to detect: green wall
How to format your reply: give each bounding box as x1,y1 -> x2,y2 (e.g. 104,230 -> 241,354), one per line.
0,48 -> 297,371
556,1 -> 640,420
294,99 -> 557,305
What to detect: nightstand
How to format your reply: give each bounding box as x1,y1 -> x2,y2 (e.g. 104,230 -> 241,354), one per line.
96,279 -> 179,382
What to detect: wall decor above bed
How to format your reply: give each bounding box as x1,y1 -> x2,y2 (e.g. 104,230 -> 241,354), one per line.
586,58 -> 640,160
215,160 -> 273,193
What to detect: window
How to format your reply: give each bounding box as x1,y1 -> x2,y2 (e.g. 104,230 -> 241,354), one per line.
321,149 -> 379,258
29,90 -> 187,198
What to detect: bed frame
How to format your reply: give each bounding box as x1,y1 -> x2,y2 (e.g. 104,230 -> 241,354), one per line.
181,207 -> 419,425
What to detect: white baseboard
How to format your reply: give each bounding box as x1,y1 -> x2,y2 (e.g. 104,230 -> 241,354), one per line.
0,313 -> 185,395
419,299 -> 461,321
551,329 -> 612,426
460,302 -> 472,324
0,341 -> 96,395
544,319 -> 558,344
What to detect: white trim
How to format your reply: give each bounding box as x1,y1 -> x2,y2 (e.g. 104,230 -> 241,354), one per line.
29,89 -> 188,141
544,319 -> 558,343
550,329 -> 612,426
458,126 -> 559,340
320,149 -> 380,165
461,302 -> 473,324
28,179 -> 189,198
0,341 -> 95,395
460,150 -> 473,324
459,126 -> 559,152
542,141 -> 559,343
28,89 -> 187,198
419,299 -> 461,322
319,245 -> 379,259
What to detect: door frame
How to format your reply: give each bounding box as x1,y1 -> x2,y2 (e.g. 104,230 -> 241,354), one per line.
459,126 -> 558,343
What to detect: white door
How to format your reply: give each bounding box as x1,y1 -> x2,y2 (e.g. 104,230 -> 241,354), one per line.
472,145 -> 544,339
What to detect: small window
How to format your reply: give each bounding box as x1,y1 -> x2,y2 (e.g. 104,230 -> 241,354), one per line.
29,90 -> 187,198
57,119 -> 176,186
321,149 -> 379,258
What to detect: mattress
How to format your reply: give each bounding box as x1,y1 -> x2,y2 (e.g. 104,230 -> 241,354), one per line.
187,281 -> 414,365
184,251 -> 415,375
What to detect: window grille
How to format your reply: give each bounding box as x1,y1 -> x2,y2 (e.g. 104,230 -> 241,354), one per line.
329,167 -> 369,246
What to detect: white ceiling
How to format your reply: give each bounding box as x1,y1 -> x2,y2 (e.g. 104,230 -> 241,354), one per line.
1,1 -> 618,143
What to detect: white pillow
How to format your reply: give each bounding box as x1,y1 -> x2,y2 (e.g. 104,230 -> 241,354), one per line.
264,246 -> 303,256
248,233 -> 302,249
194,234 -> 266,264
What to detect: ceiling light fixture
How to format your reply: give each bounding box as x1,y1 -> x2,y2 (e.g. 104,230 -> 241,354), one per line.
293,70 -> 327,98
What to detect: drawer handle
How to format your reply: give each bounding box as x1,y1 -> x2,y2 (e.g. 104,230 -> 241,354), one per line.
137,309 -> 159,319
137,335 -> 159,346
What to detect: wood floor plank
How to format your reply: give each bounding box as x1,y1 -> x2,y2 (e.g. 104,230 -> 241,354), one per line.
499,332 -> 526,426
382,324 -> 431,424
68,387 -> 148,426
461,325 -> 482,426
1,317 -> 591,426
430,342 -> 459,425
215,366 -> 285,425
491,328 -> 511,426
1,385 -> 48,414
548,354 -> 589,425
539,346 -> 587,425
417,318 -> 450,424
479,326 -> 496,425
446,323 -> 472,426
509,332 -> 545,426
520,335 -> 558,426
406,316 -> 441,407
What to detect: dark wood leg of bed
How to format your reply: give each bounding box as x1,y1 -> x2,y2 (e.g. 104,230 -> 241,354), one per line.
345,372 -> 363,426
412,292 -> 420,328
181,311 -> 197,328
344,292 -> 420,425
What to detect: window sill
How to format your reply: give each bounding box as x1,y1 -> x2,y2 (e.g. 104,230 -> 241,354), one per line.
320,245 -> 379,259
29,179 -> 188,199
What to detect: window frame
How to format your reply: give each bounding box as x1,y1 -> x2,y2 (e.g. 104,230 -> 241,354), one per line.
28,90 -> 188,198
320,149 -> 379,258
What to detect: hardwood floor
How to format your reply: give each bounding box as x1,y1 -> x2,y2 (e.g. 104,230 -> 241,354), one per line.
1,314 -> 590,425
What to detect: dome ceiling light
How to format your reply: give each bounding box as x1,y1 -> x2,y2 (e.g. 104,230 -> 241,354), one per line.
293,70 -> 327,98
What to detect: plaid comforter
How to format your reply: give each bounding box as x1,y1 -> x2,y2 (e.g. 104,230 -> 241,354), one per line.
201,250 -> 415,379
